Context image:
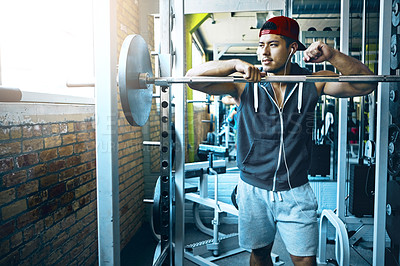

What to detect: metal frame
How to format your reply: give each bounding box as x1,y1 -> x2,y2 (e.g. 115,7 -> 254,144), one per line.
336,0 -> 350,227
185,194 -> 238,216
158,0 -> 174,265
183,0 -> 286,14
93,0 -> 120,265
316,1 -> 392,265
301,31 -> 341,40
316,0 -> 362,263
213,96 -> 220,145
173,0 -> 186,264
185,160 -> 238,216
184,159 -> 247,264
213,43 -> 257,61
156,0 -> 394,265
318,210 -> 350,266
315,2 -> 352,263
158,69 -> 173,265
373,0 -> 391,264
358,0 -> 368,162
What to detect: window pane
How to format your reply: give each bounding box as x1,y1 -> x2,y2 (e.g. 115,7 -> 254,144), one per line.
0,0 -> 94,98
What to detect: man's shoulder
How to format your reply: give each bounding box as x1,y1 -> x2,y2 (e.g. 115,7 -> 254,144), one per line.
291,63 -> 312,75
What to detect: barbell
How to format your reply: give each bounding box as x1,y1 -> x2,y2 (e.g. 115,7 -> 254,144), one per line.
118,34 -> 400,127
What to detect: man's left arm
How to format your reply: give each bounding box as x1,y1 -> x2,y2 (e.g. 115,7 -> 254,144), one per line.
303,41 -> 377,97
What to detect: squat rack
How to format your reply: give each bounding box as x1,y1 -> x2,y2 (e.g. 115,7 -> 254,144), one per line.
94,0 -> 394,265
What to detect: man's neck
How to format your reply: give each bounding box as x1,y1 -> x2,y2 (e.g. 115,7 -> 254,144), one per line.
268,62 -> 292,76
268,62 -> 292,88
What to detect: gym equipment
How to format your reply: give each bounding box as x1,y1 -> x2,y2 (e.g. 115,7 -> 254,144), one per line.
152,176 -> 162,236
184,157 -> 246,265
147,158 -> 230,253
391,34 -> 400,70
118,34 -> 153,127
349,163 -> 375,217
118,34 -> 400,127
206,132 -> 216,145
386,180 -> 400,266
387,180 -> 400,245
198,144 -> 229,158
390,83 -> 400,122
309,144 -> 331,177
184,146 -> 244,263
393,0 -> 400,27
309,109 -> 333,177
317,210 -> 350,266
388,124 -> 400,177
117,28 -> 396,264
198,140 -> 228,161
149,176 -> 201,239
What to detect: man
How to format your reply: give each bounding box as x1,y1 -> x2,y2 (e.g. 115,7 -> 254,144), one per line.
186,16 -> 375,266
222,95 -> 238,131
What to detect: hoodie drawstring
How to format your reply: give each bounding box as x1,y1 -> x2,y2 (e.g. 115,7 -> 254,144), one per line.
254,83 -> 258,113
298,82 -> 303,113
256,82 -> 302,113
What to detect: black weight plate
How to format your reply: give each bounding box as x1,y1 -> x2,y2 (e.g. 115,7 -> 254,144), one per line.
388,124 -> 400,177
152,176 -> 161,236
387,180 -> 400,245
393,0 -> 400,27
391,34 -> 400,70
389,83 -> 400,120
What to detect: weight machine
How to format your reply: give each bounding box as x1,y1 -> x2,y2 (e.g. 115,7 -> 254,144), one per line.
96,0 -> 399,265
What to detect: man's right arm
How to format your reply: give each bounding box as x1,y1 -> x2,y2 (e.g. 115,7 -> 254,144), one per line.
185,59 -> 261,102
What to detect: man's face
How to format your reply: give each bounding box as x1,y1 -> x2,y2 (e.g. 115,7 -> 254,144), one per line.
257,34 -> 291,74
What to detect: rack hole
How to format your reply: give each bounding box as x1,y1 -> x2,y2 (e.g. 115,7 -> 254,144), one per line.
162,160 -> 168,168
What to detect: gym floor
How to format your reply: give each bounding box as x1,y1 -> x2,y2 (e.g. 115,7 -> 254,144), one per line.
121,220 -> 374,265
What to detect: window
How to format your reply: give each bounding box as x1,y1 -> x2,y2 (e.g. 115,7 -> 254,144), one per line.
0,0 -> 94,98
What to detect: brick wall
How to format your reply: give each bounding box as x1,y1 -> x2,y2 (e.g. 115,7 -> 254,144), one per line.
0,105 -> 98,265
117,96 -> 145,249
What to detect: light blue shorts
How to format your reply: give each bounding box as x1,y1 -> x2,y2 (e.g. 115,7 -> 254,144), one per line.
237,179 -> 318,256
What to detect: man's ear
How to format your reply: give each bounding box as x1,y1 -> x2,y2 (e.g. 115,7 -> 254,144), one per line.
291,42 -> 299,54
